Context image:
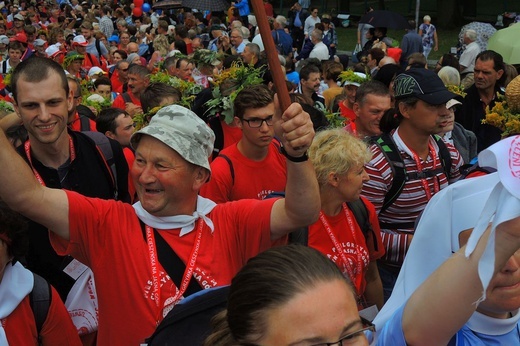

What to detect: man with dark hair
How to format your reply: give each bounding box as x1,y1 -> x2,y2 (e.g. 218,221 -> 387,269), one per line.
9,57 -> 130,341
96,108 -> 134,148
367,48 -> 385,76
287,2 -> 308,52
140,82 -> 182,113
456,50 -> 505,152
297,63 -> 325,107
361,68 -> 463,301
346,80 -> 391,139
200,84 -> 287,203
99,6 -> 114,38
112,64 -> 149,116
400,21 -> 423,69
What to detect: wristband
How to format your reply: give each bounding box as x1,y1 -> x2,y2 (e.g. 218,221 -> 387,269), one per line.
280,146 -> 308,162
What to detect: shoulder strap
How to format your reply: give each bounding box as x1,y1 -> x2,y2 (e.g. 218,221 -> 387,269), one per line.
2,60 -> 7,74
81,131 -> 118,199
139,220 -> 203,297
95,38 -> 102,58
217,154 -> 234,185
373,133 -> 407,214
347,199 -> 378,252
432,134 -> 452,180
208,116 -> 224,160
79,114 -> 91,131
30,273 -> 51,344
122,92 -> 132,103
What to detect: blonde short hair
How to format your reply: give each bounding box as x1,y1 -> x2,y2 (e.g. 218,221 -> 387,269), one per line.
308,129 -> 372,187
423,15 -> 431,22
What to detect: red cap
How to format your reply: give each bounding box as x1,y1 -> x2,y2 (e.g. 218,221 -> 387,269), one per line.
9,32 -> 27,44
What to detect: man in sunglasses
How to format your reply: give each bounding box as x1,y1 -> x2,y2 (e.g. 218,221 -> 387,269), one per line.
200,84 -> 287,203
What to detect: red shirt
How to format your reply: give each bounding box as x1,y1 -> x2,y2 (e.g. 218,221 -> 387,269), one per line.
339,101 -> 356,123
68,112 -> 97,132
201,141 -> 286,203
112,92 -> 140,109
308,197 -> 385,296
50,191 -> 277,345
2,285 -> 81,345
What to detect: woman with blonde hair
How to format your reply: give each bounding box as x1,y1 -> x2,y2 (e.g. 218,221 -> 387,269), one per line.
307,128 -> 385,310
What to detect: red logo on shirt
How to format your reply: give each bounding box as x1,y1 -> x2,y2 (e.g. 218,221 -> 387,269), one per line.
509,136 -> 520,178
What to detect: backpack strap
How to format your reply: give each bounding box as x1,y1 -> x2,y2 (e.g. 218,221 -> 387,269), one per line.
217,154 -> 234,186
346,199 -> 378,251
433,134 -> 452,180
372,133 -> 407,215
121,92 -> 132,103
1,60 -> 7,74
30,273 -> 51,345
95,38 -> 103,59
139,220 -> 203,297
79,114 -> 91,131
209,117 -> 224,160
81,131 -> 118,200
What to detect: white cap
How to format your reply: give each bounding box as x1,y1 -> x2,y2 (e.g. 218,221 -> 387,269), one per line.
446,98 -> 462,110
87,66 -> 106,78
72,35 -> 88,46
45,44 -> 63,58
0,35 -> 8,45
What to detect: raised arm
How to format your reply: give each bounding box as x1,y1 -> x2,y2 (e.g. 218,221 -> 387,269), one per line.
270,100 -> 320,240
0,128 -> 70,239
402,219 -> 520,346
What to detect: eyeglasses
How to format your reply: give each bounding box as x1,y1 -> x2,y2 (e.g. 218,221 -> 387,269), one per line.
119,67 -> 128,71
310,318 -> 376,346
241,116 -> 274,128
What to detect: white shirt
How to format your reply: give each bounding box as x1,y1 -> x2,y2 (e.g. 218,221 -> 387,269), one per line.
459,41 -> 480,74
309,41 -> 329,61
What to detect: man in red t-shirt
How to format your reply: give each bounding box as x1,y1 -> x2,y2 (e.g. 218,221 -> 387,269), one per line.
200,84 -> 287,203
0,59 -> 320,344
112,63 -> 148,117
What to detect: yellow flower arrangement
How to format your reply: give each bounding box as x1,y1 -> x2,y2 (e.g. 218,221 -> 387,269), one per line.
483,94 -> 520,137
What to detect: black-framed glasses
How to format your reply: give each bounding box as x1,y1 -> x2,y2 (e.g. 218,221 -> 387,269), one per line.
241,116 -> 274,128
310,317 -> 376,346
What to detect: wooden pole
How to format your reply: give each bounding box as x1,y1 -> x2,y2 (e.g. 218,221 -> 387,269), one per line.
250,0 -> 291,112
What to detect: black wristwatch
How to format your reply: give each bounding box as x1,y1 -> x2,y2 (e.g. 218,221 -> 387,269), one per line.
280,146 -> 308,162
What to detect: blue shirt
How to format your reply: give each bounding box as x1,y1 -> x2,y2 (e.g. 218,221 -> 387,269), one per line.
376,305 -> 520,346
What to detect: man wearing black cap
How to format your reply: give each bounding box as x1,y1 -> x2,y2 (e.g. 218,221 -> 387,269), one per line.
361,68 -> 464,301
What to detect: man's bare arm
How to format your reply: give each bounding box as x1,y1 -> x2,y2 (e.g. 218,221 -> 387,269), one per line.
0,128 -> 70,239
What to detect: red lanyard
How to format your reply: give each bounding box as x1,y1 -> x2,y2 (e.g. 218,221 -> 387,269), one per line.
409,141 -> 440,201
145,219 -> 204,324
319,203 -> 363,297
24,136 -> 75,186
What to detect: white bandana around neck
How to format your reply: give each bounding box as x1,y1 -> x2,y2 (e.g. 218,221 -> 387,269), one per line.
133,195 -> 217,236
0,261 -> 34,345
374,135 -> 520,333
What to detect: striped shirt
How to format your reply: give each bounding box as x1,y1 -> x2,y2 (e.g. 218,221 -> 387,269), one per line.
361,130 -> 463,266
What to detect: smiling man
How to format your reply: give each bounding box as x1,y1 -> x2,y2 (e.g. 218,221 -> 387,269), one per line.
347,80 -> 391,139
8,57 -> 130,342
0,58 -> 320,344
200,84 -> 287,203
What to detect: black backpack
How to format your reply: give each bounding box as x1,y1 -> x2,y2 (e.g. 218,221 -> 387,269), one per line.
30,272 -> 51,345
370,133 -> 452,229
145,286 -> 229,346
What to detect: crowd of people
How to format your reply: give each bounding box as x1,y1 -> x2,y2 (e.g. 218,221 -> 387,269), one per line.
0,0 -> 519,345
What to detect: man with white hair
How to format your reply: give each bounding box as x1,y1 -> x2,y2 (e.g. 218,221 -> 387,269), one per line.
308,29 -> 329,61
459,29 -> 481,89
0,57 -> 320,345
272,15 -> 293,56
230,28 -> 246,54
